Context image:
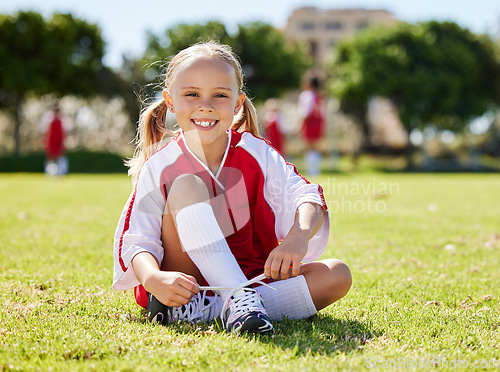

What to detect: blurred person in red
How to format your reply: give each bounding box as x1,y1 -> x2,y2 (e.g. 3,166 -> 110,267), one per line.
262,98 -> 289,156
298,76 -> 326,176
39,102 -> 69,176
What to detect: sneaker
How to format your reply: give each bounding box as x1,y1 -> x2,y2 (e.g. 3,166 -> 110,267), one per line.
217,274 -> 274,334
147,291 -> 222,325
221,286 -> 274,335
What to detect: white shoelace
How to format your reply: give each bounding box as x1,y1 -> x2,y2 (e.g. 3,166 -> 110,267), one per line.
157,274 -> 273,324
199,273 -> 277,326
198,273 -> 271,292
172,290 -> 220,323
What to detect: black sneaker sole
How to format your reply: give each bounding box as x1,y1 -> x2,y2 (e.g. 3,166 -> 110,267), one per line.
229,311 -> 274,335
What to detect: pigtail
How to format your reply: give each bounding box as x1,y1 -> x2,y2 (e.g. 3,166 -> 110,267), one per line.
232,95 -> 259,136
126,99 -> 169,183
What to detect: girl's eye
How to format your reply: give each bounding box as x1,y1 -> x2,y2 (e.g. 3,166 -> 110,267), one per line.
215,93 -> 228,98
186,93 -> 198,97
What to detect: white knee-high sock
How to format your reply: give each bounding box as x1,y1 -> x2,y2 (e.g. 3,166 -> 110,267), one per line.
256,275 -> 317,320
175,202 -> 247,302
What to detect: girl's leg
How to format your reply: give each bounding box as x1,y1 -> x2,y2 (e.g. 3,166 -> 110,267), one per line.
256,259 -> 351,320
160,196 -> 203,283
163,173 -> 273,333
299,259 -> 352,311
165,173 -> 248,297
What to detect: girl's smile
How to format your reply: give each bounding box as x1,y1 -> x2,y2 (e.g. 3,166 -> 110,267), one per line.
192,119 -> 219,129
163,57 -> 245,161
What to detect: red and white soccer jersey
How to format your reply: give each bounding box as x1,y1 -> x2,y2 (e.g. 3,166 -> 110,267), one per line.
113,129 -> 329,293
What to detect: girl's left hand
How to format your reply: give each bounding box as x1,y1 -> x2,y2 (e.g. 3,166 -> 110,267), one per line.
265,202 -> 324,281
264,233 -> 308,280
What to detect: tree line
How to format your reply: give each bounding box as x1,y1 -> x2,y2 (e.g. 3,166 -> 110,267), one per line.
1,11 -> 499,156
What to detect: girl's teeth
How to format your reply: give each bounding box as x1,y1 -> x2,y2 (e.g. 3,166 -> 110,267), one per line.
195,121 -> 215,127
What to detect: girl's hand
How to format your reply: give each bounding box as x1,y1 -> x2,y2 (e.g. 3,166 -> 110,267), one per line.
145,270 -> 199,308
264,202 -> 325,280
131,252 -> 199,307
264,233 -> 309,280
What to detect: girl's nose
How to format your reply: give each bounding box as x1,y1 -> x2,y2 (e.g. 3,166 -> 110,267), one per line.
198,98 -> 214,111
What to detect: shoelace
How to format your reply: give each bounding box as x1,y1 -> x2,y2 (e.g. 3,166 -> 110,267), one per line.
198,273 -> 271,292
199,273 -> 277,325
223,287 -> 265,323
172,290 -> 218,323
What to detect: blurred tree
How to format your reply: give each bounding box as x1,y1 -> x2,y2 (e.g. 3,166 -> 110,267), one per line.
0,11 -> 105,155
232,22 -> 311,101
112,56 -> 146,130
145,21 -> 232,59
329,21 -> 500,148
137,21 -> 311,103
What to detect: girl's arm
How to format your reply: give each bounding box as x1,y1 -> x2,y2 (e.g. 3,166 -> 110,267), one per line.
264,202 -> 325,280
132,252 -> 199,307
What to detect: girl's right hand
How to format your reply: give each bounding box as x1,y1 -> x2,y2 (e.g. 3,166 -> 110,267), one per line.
146,271 -> 199,308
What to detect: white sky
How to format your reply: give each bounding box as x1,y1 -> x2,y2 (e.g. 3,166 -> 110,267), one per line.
1,0 -> 499,68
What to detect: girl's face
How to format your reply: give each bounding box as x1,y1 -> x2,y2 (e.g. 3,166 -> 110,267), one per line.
163,56 -> 245,153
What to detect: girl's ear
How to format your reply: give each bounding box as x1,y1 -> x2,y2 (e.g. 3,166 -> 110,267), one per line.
163,90 -> 175,113
234,92 -> 246,115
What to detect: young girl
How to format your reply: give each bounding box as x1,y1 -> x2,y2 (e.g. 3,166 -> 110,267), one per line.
113,41 -> 351,334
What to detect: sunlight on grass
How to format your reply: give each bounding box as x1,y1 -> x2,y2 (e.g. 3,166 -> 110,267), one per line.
0,173 -> 498,371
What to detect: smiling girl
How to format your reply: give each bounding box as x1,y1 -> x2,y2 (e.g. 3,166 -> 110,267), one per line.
112,41 -> 351,334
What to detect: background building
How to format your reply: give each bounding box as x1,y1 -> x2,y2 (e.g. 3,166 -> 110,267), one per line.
285,7 -> 399,66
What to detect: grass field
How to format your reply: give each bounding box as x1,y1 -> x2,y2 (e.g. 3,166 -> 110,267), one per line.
0,171 -> 499,371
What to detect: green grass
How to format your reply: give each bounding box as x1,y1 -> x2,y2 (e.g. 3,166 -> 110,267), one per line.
0,172 -> 499,371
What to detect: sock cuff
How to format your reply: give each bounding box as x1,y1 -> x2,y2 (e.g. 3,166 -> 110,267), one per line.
258,275 -> 317,320
175,202 -> 225,251
292,275 -> 317,316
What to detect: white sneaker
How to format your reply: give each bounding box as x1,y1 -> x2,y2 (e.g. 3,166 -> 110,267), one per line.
147,291 -> 222,325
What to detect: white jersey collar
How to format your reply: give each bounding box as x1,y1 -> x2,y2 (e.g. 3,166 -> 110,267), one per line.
178,129 -> 232,191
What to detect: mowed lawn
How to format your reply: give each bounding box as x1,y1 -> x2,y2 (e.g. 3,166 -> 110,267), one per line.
0,172 -> 498,371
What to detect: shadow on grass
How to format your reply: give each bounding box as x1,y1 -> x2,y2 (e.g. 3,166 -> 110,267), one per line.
133,309 -> 377,356
258,314 -> 377,356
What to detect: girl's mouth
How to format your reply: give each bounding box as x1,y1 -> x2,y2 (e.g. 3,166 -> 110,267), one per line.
192,119 -> 218,128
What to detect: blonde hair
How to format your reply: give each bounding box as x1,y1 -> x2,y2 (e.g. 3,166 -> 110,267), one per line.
127,41 -> 259,181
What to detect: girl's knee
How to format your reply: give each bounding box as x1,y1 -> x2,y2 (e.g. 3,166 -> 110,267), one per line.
317,259 -> 352,299
329,259 -> 352,296
168,174 -> 210,212
302,259 -> 351,310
